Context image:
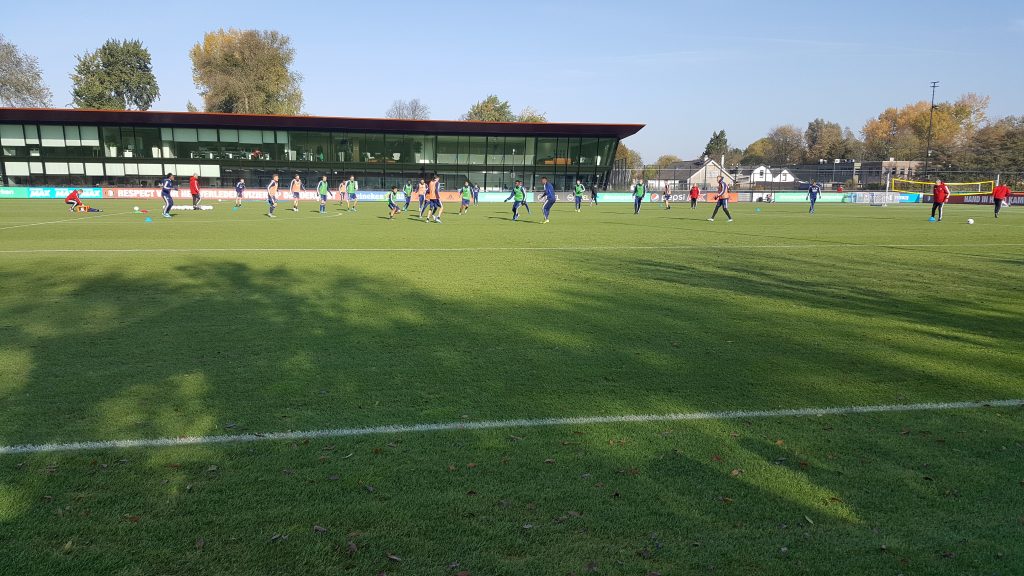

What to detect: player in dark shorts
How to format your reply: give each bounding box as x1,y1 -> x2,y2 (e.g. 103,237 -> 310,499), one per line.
234,178 -> 245,208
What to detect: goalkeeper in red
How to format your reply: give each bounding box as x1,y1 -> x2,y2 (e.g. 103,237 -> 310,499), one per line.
931,179 -> 950,222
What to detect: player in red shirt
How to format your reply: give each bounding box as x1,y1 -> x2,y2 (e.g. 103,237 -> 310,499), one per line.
689,184 -> 700,209
64,189 -> 82,212
992,182 -> 1011,218
930,179 -> 950,221
189,173 -> 201,210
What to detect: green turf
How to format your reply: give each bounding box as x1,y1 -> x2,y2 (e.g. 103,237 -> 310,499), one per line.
0,199 -> 1021,575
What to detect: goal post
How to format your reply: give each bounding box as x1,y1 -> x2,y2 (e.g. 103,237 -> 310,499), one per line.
891,178 -> 995,196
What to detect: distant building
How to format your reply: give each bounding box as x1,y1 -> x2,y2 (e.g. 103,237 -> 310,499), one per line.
747,165 -> 796,184
639,158 -> 737,191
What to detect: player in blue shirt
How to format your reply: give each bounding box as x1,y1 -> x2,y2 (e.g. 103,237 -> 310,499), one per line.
540,176 -> 556,223
160,173 -> 177,218
806,181 -> 821,214
234,178 -> 245,208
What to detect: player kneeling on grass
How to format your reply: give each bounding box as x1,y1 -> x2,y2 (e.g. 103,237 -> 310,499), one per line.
64,188 -> 83,212
317,175 -> 330,214
459,180 -> 472,215
931,179 -> 950,221
267,174 -> 280,218
708,175 -> 733,222
386,186 -> 401,219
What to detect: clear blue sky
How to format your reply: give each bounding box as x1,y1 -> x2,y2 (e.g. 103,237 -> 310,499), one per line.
5,0 -> 1022,161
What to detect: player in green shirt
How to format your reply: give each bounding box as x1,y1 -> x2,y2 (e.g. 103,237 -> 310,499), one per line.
573,179 -> 585,212
316,176 -> 330,214
402,182 -> 413,212
386,185 -> 401,219
458,180 -> 473,215
504,179 -> 528,221
343,175 -> 359,211
632,180 -> 646,214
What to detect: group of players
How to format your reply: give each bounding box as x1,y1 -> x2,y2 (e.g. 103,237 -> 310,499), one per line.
60,172 -> 1013,223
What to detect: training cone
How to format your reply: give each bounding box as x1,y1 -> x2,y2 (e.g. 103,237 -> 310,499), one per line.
755,207 -> 761,213
144,217 -> 152,223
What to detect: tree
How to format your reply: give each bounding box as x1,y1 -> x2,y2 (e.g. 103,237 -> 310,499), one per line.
860,93 -> 990,163
804,119 -> 844,162
615,141 -> 643,171
189,29 -> 303,115
654,154 -> 683,168
462,95 -> 515,122
71,39 -> 159,110
702,130 -> 729,160
764,125 -> 805,165
385,98 -> 430,120
0,34 -> 52,107
516,106 -> 547,123
963,116 -> 1024,174
741,138 -> 771,165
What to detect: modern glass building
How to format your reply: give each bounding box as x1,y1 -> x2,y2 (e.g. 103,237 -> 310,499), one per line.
0,109 -> 643,192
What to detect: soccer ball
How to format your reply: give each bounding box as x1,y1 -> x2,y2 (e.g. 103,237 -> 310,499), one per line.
967,218 -> 975,225
133,206 -> 139,212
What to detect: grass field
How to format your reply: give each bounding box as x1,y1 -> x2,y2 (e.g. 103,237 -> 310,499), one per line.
0,198 -> 1022,575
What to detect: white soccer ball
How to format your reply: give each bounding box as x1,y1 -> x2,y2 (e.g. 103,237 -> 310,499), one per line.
133,206 -> 139,212
967,218 -> 974,225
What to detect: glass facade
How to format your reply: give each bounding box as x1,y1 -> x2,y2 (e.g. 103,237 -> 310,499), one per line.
1,121 -> 622,192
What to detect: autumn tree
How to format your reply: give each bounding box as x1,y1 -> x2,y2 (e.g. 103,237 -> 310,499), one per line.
385,98 -> 430,120
764,125 -> 805,165
654,154 -> 683,167
71,39 -> 159,110
516,106 -> 547,123
0,34 -> 52,107
189,29 -> 303,115
860,93 -> 989,164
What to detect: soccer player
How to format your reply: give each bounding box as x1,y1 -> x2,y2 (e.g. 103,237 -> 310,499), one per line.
708,175 -> 733,222
416,178 -> 428,218
504,179 -> 527,221
402,181 -> 413,212
931,179 -> 950,221
316,175 -> 330,214
386,185 -> 401,219
689,184 -> 700,209
425,174 -> 443,223
992,182 -> 1011,218
234,178 -> 245,208
458,180 -> 473,215
64,188 -> 83,212
160,173 -> 177,218
663,183 -> 672,210
540,176 -> 556,223
344,175 -> 359,211
267,173 -> 279,218
632,179 -> 646,214
471,182 -> 480,205
289,174 -> 304,212
806,180 -> 821,214
589,183 -> 598,206
573,179 -> 585,212
189,173 -> 201,210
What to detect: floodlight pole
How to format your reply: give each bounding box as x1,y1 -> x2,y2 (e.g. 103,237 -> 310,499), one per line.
923,81 -> 939,178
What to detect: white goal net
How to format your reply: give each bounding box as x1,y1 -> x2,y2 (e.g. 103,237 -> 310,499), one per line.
849,192 -> 901,206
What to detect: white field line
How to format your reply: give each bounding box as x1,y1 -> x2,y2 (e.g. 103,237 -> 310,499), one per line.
1,399 -> 1020,455
0,211 -> 129,231
1,243 -> 1023,256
